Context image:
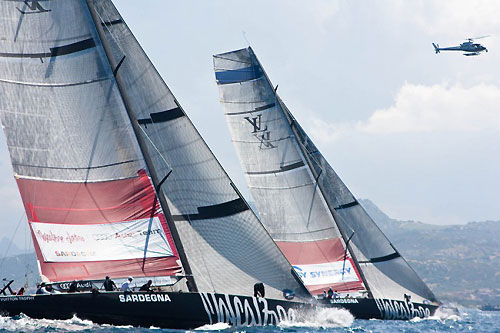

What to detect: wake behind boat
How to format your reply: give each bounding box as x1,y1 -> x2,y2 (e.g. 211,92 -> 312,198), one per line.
0,0 -> 436,328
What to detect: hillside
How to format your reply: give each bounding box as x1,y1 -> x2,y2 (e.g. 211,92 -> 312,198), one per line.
360,199 -> 500,307
0,237 -> 23,257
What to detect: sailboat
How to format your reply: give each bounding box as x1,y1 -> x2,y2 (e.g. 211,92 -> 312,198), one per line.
213,47 -> 440,320
0,0 -> 315,328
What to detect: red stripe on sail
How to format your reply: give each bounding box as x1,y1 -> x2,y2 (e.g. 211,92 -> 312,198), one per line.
276,239 -> 365,294
18,169 -> 182,282
305,282 -> 364,294
276,238 -> 346,264
17,170 -> 159,224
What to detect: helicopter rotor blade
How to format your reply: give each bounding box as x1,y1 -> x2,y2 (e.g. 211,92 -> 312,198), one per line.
467,35 -> 490,41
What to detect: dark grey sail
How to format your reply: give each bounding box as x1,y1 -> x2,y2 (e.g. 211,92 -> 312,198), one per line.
85,0 -> 309,299
214,47 -> 438,304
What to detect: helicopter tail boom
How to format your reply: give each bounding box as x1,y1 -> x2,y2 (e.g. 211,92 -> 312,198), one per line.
432,43 -> 440,54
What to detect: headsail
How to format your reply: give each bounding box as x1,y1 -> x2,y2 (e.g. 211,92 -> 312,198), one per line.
214,47 -> 438,304
0,0 -> 308,300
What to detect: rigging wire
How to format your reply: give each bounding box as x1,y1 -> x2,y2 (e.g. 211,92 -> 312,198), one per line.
137,123 -> 172,171
0,212 -> 26,273
94,3 -> 126,56
242,31 -> 251,47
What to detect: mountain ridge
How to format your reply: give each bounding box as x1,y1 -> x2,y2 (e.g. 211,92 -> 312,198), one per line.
359,199 -> 499,307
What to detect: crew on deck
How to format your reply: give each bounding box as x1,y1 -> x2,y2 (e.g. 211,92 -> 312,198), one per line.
121,276 -> 134,293
68,280 -> 80,293
103,276 -> 117,291
139,280 -> 153,292
36,283 -> 49,294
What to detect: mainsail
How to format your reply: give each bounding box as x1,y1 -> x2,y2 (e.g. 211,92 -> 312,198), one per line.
0,1 -> 308,300
0,0 -> 181,283
214,47 -> 438,304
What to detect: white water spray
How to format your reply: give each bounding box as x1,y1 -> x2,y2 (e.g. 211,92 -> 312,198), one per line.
194,322 -> 232,330
279,307 -> 354,328
0,313 -> 98,331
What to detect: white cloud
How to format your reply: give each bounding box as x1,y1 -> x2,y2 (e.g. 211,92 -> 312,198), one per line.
303,82 -> 500,144
390,1 -> 500,37
305,117 -> 350,145
358,83 -> 500,133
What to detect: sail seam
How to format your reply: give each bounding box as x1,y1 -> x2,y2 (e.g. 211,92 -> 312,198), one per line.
213,55 -> 253,64
271,226 -> 337,237
216,76 -> 264,86
231,135 -> 294,144
220,100 -> 268,104
0,77 -> 109,87
14,174 -> 139,183
12,159 -> 139,171
248,182 -> 315,190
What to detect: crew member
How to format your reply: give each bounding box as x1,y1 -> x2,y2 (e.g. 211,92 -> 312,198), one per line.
121,276 -> 134,293
139,280 -> 153,292
327,287 -> 333,299
254,282 -> 265,298
68,280 -> 80,293
103,276 -> 117,291
36,283 -> 49,295
45,284 -> 60,294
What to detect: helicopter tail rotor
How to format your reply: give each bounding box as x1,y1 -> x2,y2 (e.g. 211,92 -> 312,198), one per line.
432,43 -> 440,54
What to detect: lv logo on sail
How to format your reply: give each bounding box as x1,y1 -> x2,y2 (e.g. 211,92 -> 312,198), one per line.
244,114 -> 275,149
17,1 -> 51,14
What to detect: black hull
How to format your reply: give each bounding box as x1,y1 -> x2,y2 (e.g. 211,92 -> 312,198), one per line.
0,291 -> 438,329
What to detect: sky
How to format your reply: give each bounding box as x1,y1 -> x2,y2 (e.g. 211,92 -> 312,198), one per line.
1,0 -> 499,251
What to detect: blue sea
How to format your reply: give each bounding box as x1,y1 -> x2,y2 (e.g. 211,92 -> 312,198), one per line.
1,306 -> 498,332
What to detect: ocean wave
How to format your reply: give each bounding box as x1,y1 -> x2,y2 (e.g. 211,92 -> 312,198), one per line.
194,322 -> 232,331
279,307 -> 354,329
0,313 -> 99,331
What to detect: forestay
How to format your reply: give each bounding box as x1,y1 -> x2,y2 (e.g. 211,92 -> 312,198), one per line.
87,0 -> 309,299
214,47 -> 438,304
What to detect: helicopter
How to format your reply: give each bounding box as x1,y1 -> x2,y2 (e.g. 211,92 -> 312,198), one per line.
432,36 -> 489,56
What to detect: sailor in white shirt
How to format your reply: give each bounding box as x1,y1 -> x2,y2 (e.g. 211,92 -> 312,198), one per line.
121,276 -> 134,292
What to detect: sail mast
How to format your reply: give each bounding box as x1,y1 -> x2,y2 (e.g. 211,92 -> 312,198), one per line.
249,47 -> 372,294
84,0 -> 197,291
